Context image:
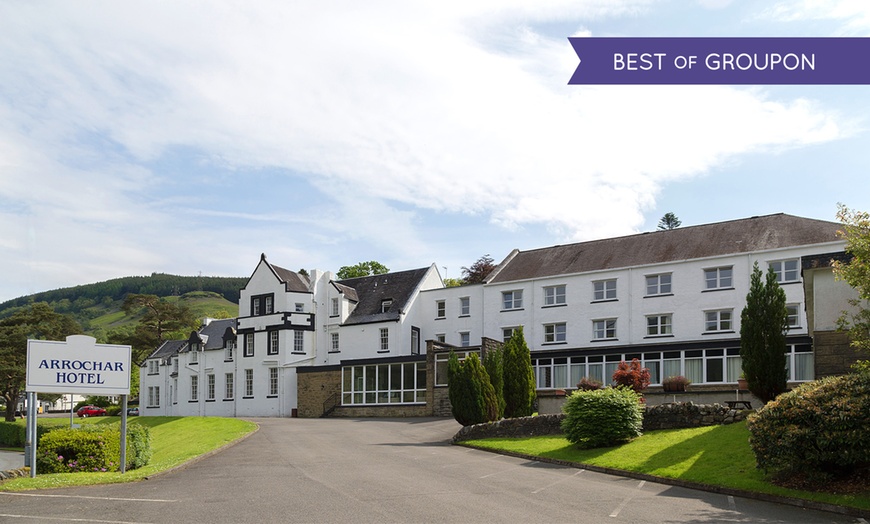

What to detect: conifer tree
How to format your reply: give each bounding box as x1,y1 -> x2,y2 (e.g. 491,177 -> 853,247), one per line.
502,327 -> 536,418
740,262 -> 788,403
483,345 -> 505,418
447,352 -> 497,426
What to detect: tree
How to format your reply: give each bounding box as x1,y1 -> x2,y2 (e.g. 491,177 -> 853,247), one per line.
336,261 -> 390,280
740,262 -> 788,404
657,212 -> 682,230
833,204 -> 870,353
122,294 -> 198,362
461,254 -> 496,284
612,359 -> 651,395
443,278 -> 463,288
502,327 -> 536,418
483,345 -> 505,418
447,352 -> 498,426
0,303 -> 81,421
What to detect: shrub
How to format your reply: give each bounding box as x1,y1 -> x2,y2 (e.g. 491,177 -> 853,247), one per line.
503,327 -> 535,418
447,352 -> 498,426
561,387 -> 643,449
483,346 -> 505,419
611,359 -> 650,394
37,425 -> 121,473
575,377 -> 603,391
0,422 -> 55,447
747,370 -> 870,482
662,375 -> 690,392
125,423 -> 152,470
106,405 -> 122,416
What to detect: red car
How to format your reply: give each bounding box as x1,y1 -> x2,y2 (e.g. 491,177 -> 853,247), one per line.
76,405 -> 107,417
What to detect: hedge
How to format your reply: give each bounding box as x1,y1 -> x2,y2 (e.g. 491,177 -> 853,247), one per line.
36,422 -> 151,473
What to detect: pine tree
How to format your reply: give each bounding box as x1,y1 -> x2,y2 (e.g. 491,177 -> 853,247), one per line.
447,352 -> 497,426
483,345 -> 505,418
740,262 -> 788,403
502,327 -> 536,418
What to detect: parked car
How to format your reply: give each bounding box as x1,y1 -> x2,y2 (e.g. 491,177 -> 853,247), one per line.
76,405 -> 107,417
127,407 -> 139,416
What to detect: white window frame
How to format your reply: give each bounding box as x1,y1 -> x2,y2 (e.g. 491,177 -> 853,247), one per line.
148,360 -> 159,375
704,266 -> 733,290
295,302 -> 304,313
269,367 -> 279,396
646,314 -> 673,337
435,333 -> 446,343
189,348 -> 198,364
436,300 -> 446,319
502,290 -> 523,310
786,303 -> 801,328
379,328 -> 389,352
645,273 -> 672,296
225,373 -> 234,400
244,369 -> 254,397
294,330 -> 304,353
331,332 -> 340,352
342,361 -> 427,405
544,323 -> 566,343
225,340 -> 234,361
268,330 -> 279,355
148,386 -> 160,408
459,297 -> 470,316
543,285 -> 566,306
459,332 -> 470,347
705,309 -> 733,332
331,297 -> 340,317
244,333 -> 254,357
190,375 -> 198,401
592,319 -> 617,340
265,295 -> 273,315
380,299 -> 392,313
502,327 -> 519,342
593,279 -> 617,301
770,259 -> 800,283
207,374 -> 215,401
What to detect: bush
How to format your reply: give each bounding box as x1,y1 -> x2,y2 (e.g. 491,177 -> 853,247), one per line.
0,422 -> 55,447
448,352 -> 498,426
37,425 -> 121,473
747,370 -> 870,482
125,423 -> 152,470
662,375 -> 690,392
611,359 -> 650,394
575,377 -> 603,391
561,387 -> 643,449
106,405 -> 122,416
503,327 -> 535,418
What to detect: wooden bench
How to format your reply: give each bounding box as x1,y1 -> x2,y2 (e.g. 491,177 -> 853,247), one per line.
725,400 -> 752,410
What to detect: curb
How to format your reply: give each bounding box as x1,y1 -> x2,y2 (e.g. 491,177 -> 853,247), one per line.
455,442 -> 870,520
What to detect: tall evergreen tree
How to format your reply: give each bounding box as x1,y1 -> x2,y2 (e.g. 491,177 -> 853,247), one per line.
483,345 -> 505,418
657,212 -> 682,230
447,352 -> 497,426
740,262 -> 789,403
502,327 -> 536,418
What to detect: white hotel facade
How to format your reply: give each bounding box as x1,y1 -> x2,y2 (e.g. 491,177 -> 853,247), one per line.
140,213 -> 860,417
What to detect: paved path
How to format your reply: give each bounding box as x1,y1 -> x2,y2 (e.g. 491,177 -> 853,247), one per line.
0,417 -> 862,523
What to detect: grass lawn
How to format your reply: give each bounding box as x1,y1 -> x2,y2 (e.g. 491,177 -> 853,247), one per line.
0,416 -> 256,491
463,421 -> 870,512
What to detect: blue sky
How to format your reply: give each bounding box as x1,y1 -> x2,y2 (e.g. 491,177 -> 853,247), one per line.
1,0 -> 869,302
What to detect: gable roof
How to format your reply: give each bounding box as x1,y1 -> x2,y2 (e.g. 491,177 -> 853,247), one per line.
188,318 -> 237,351
243,253 -> 310,293
331,281 -> 359,303
489,214 -> 843,283
335,267 -> 431,325
146,339 -> 186,364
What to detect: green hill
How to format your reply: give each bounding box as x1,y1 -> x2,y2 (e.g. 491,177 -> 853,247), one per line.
0,274 -> 247,335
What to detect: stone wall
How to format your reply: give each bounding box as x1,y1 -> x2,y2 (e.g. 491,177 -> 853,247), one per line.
296,367 -> 342,418
329,404 -> 431,418
453,403 -> 751,442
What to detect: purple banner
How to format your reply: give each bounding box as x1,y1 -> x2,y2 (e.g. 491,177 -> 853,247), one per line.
568,37 -> 870,85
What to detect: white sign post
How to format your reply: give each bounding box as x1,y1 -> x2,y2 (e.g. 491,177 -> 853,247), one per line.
26,335 -> 132,478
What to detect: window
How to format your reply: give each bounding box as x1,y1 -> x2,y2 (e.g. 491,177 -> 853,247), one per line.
244,369 -> 254,397
786,344 -> 814,381
502,290 -> 523,310
148,360 -> 159,375
705,309 -> 733,332
295,302 -> 304,313
330,332 -> 340,352
251,294 -> 274,316
593,279 -> 617,301
172,378 -> 177,403
172,358 -> 178,374
543,285 -> 566,306
593,319 -> 617,340
544,323 -> 566,344
646,314 -> 673,336
269,367 -> 278,396
459,297 -> 470,316
189,348 -> 198,364
435,300 -> 446,319
268,331 -> 279,355
190,375 -> 198,401
207,374 -> 215,401
147,386 -> 160,408
380,299 -> 392,313
646,273 -> 672,296
460,332 -> 470,347
786,304 -> 800,328
225,373 -> 234,400
293,330 -> 304,353
411,327 -> 420,355
331,297 -> 339,317
435,333 -> 445,343
225,340 -> 234,361
252,299 -> 260,316
704,266 -> 733,290
379,328 -> 389,352
265,295 -> 273,314
244,333 -> 254,357
770,259 -> 799,283
342,362 -> 427,405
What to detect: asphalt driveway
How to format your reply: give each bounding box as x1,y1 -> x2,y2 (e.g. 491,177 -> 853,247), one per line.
0,417 -> 862,523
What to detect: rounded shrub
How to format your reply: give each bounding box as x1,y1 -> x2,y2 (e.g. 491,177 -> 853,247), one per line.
747,368 -> 870,481
448,352 -> 498,426
36,422 -> 152,473
561,387 -> 643,449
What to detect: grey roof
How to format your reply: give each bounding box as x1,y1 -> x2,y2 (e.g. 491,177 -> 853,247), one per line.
489,213 -> 842,283
336,267 -> 431,325
195,318 -> 237,350
146,339 -> 186,364
331,282 -> 359,302
244,253 -> 310,293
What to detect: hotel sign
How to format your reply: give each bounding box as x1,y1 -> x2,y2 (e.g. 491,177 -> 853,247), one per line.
26,335 -> 131,395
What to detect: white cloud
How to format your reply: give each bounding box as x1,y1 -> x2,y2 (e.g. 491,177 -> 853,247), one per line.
757,0 -> 870,33
0,1 -> 853,300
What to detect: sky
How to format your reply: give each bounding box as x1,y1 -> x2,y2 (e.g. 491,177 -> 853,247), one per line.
2,0 -> 870,302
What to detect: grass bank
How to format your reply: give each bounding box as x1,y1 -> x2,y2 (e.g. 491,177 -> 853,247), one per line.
462,421 -> 870,512
0,416 -> 257,491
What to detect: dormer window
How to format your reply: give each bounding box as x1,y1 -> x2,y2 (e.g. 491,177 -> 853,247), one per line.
381,299 -> 393,313
190,347 -> 198,364
225,340 -> 235,361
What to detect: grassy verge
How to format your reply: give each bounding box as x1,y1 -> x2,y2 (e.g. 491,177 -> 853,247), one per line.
0,416 -> 257,491
463,421 -> 870,511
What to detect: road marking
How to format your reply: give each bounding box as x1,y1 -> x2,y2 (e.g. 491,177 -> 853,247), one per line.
0,492 -> 176,503
531,470 -> 585,493
610,480 -> 645,518
727,495 -> 736,511
0,514 -> 154,524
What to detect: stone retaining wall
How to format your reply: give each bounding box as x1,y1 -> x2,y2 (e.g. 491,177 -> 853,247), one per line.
453,402 -> 751,442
